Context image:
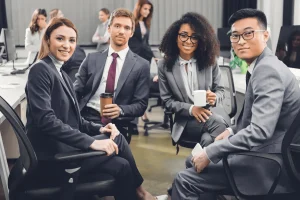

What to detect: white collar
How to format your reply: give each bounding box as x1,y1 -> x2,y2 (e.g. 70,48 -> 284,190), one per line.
178,56 -> 196,65
108,46 -> 129,60
248,58 -> 257,75
48,54 -> 64,68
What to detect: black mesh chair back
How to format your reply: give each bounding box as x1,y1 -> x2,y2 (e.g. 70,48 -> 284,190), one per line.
0,96 -> 38,196
219,65 -> 237,118
282,105 -> 300,188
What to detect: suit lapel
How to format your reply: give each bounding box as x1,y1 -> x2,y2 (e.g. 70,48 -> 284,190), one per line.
172,61 -> 189,102
91,51 -> 108,96
42,57 -> 80,122
114,50 -> 136,100
43,57 -> 74,103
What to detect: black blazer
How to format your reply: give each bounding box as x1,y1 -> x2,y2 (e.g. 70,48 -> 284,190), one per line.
74,49 -> 150,117
25,56 -> 102,159
128,23 -> 154,62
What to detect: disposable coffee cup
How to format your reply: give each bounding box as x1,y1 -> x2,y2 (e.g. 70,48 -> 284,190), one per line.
100,93 -> 113,116
193,90 -> 206,107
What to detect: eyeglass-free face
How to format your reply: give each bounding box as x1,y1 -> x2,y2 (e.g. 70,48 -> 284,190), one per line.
231,17 -> 269,65
177,24 -> 199,59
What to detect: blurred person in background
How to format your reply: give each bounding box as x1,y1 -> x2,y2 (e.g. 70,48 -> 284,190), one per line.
92,8 -> 110,52
25,8 -> 47,66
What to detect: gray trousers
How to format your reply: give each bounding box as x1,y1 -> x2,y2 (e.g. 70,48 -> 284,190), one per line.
171,155 -> 232,200
181,113 -> 228,147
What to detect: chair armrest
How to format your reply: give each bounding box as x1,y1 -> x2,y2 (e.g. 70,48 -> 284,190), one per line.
223,151 -> 282,198
114,117 -> 135,122
54,150 -> 106,162
290,143 -> 300,152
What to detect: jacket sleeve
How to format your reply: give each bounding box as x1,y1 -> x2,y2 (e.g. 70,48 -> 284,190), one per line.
212,63 -> 225,106
158,60 -> 192,117
26,63 -> 95,150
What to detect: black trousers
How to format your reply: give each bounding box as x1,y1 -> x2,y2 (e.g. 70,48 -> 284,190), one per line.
31,134 -> 143,200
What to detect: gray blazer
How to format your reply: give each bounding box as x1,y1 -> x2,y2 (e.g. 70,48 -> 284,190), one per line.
158,59 -> 225,142
206,47 -> 300,194
74,49 -> 150,118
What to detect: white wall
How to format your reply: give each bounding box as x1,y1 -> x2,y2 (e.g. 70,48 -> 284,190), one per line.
293,0 -> 300,25
6,0 -> 223,46
257,0 -> 284,52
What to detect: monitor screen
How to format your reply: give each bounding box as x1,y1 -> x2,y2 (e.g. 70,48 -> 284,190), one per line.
276,25 -> 300,69
217,27 -> 231,50
2,28 -> 16,62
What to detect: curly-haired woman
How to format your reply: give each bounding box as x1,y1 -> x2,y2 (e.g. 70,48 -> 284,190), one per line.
158,12 -> 228,148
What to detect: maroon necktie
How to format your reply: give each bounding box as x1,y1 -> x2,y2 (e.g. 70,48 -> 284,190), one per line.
105,52 -> 118,93
102,52 -> 118,125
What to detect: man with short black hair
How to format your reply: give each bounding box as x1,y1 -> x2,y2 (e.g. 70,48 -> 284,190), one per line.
171,8 -> 300,199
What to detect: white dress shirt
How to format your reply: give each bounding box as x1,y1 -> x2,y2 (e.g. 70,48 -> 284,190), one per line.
178,56 -> 198,115
87,46 -> 129,112
25,28 -> 45,52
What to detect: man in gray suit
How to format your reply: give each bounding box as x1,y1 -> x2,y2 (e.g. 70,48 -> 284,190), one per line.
74,8 -> 150,134
171,9 -> 300,199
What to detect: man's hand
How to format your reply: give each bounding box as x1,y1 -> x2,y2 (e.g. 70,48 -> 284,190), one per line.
215,129 -> 231,141
89,139 -> 119,156
100,123 -> 120,140
206,90 -> 217,106
191,106 -> 212,123
192,151 -> 210,173
153,75 -> 158,82
102,104 -> 121,119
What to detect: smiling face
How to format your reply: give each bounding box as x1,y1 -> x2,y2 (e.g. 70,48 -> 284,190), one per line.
139,3 -> 151,19
231,17 -> 269,65
48,25 -> 77,62
177,23 -> 198,60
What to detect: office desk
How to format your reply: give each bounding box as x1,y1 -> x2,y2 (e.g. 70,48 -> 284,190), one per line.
0,68 -> 28,200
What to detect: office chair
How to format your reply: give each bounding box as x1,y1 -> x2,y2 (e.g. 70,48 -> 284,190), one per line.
222,107 -> 300,200
166,65 -> 237,151
144,92 -> 169,136
0,96 -> 116,200
112,116 -> 135,144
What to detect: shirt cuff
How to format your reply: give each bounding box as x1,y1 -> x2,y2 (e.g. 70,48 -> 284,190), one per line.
203,147 -> 213,163
189,105 -> 194,116
226,127 -> 234,135
120,108 -> 124,116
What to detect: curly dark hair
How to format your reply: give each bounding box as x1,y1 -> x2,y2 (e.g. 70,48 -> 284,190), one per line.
159,12 -> 219,71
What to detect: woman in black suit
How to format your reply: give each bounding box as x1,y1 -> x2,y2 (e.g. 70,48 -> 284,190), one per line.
129,0 -> 157,123
129,0 -> 154,63
25,17 -> 155,200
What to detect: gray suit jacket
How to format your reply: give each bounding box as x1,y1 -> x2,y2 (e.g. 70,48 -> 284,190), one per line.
74,49 -> 150,117
158,59 -> 225,142
206,47 -> 300,194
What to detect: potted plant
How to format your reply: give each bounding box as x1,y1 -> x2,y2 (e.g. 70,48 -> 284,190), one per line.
229,49 -> 248,74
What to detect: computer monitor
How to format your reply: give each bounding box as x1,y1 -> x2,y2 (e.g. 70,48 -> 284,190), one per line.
217,28 -> 231,58
276,25 -> 300,68
2,28 -> 16,62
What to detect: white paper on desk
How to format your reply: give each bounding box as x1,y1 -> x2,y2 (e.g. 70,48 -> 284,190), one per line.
0,85 -> 17,89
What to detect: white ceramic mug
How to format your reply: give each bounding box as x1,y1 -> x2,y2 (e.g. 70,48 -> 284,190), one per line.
193,90 -> 206,107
